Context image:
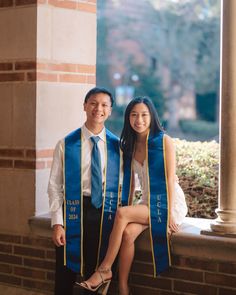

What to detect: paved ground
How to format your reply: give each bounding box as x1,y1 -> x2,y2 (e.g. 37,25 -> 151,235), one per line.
0,285 -> 49,295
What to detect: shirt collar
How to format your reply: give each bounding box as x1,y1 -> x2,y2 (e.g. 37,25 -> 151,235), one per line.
82,124 -> 106,142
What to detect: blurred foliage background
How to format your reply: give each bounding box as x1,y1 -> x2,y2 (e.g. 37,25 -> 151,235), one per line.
96,0 -> 221,218
97,0 -> 220,141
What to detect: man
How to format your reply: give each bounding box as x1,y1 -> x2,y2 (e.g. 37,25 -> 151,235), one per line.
48,87 -> 121,295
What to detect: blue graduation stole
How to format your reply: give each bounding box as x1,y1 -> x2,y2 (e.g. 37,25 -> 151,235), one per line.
121,131 -> 171,276
64,128 -> 120,274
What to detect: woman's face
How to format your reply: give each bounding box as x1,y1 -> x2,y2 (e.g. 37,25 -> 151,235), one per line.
129,103 -> 151,136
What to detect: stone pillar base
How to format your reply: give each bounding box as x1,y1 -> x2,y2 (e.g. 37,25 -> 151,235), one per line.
216,209 -> 236,222
211,219 -> 236,235
210,208 -> 236,234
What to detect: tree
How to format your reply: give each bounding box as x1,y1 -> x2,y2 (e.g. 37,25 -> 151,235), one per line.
97,0 -> 220,131
145,0 -> 221,130
96,0 -> 113,91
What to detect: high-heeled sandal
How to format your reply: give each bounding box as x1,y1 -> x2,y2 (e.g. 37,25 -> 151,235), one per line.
76,268 -> 112,295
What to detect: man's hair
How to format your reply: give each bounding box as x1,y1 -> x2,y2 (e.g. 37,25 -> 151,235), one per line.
84,87 -> 114,106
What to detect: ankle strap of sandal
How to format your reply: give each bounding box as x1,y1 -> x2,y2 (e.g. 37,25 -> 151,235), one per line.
96,267 -> 111,274
96,267 -> 111,283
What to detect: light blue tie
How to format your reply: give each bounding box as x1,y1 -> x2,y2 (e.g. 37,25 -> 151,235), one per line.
90,136 -> 103,208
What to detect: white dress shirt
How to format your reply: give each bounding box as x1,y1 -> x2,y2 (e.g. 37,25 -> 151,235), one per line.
48,124 -> 106,226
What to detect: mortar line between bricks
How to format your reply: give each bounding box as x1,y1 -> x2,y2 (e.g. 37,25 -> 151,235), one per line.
132,271 -> 204,283
203,270 -> 206,283
0,242 -> 52,248
205,270 -> 236,277
13,264 -> 54,272
11,275 -> 49,283
129,283 -> 171,292
172,278 -> 214,286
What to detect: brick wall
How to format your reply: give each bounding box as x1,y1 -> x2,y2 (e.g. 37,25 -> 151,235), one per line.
0,147 -> 54,170
0,233 -> 54,293
1,232 -> 235,295
127,251 -> 236,295
0,0 -> 96,11
0,60 -> 96,85
105,250 -> 236,295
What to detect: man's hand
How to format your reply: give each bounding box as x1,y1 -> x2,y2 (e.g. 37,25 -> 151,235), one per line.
52,224 -> 66,247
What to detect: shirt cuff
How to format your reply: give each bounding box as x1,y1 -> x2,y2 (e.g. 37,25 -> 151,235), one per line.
51,211 -> 64,227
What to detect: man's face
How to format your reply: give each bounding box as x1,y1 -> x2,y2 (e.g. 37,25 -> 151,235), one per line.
84,93 -> 112,126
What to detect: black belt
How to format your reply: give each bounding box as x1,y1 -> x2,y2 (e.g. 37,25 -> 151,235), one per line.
83,195 -> 91,199
83,195 -> 102,210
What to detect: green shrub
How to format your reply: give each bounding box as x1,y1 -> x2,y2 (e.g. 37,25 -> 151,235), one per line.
175,139 -> 219,219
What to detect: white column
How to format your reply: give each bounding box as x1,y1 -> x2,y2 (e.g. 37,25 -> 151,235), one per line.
211,0 -> 236,234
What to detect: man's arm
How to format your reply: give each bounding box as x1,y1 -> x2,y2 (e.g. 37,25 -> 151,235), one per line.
48,140 -> 66,246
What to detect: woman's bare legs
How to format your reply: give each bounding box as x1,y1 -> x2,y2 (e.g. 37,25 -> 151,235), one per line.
118,223 -> 148,295
82,205 -> 149,287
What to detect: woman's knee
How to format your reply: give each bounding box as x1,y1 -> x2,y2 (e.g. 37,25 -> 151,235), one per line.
122,226 -> 136,244
115,207 -> 128,220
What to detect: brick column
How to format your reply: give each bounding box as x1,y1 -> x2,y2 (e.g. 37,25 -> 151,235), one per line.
0,0 -> 96,234
211,0 -> 236,234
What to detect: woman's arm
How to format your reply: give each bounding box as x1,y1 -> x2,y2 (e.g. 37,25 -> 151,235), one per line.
164,135 -> 179,233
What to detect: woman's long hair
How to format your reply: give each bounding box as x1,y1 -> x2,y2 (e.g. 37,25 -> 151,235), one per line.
120,96 -> 163,158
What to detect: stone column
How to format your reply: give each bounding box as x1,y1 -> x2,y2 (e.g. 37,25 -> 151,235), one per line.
0,0 -> 96,234
211,0 -> 236,234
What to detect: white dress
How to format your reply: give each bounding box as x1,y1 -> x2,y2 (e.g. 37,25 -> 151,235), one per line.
132,159 -> 187,225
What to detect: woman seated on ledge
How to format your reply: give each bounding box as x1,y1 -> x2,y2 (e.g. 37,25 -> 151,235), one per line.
77,96 -> 187,295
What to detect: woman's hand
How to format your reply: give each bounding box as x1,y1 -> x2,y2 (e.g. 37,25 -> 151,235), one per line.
168,215 -> 179,234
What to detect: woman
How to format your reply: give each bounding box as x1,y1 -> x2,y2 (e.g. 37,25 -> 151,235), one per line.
77,97 -> 187,295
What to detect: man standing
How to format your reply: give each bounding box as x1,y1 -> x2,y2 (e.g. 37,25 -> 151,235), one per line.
48,87 -> 121,295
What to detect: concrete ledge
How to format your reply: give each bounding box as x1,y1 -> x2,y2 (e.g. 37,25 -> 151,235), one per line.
28,213 -> 52,238
29,215 -> 236,262
136,217 -> 236,263
171,219 -> 236,262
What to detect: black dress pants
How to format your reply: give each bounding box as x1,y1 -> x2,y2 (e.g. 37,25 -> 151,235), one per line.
54,197 -> 102,295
